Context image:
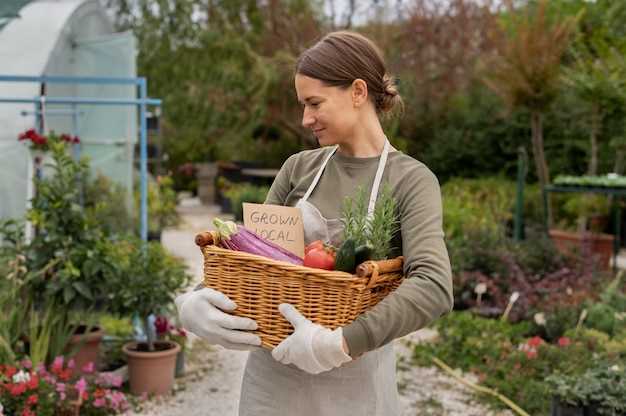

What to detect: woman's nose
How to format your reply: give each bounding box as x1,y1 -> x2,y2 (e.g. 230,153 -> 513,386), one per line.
301,107 -> 315,128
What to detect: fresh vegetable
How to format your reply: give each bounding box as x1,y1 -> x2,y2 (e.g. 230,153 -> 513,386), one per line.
341,183 -> 400,260
305,240 -> 325,255
335,238 -> 356,273
355,243 -> 373,266
303,245 -> 336,270
213,218 -> 303,265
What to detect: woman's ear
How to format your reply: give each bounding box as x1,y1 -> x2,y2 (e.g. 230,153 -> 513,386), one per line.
351,79 -> 368,107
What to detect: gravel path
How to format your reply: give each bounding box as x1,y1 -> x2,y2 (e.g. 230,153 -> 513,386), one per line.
131,198 -> 512,416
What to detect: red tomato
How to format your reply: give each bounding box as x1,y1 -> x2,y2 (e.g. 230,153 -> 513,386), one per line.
303,247 -> 336,270
305,240 -> 325,255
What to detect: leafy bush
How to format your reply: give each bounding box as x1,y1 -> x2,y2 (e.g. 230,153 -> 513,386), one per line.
547,363 -> 626,415
441,176 -> 543,241
83,174 -> 134,236
108,238 -> 190,350
223,182 -> 270,221
448,225 -> 598,321
413,311 -> 601,415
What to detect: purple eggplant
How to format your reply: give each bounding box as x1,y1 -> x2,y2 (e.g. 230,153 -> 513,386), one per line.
213,218 -> 303,265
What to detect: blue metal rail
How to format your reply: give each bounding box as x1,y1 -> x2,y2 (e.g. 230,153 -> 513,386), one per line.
0,75 -> 162,242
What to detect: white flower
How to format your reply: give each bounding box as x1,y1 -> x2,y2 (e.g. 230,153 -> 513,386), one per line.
474,283 -> 487,295
566,287 -> 573,296
510,292 -> 520,303
610,365 -> 621,372
534,313 -> 546,326
615,312 -> 626,321
12,370 -> 30,384
608,173 -> 619,179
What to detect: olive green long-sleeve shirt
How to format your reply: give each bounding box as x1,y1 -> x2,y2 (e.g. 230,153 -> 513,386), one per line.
264,146 -> 453,357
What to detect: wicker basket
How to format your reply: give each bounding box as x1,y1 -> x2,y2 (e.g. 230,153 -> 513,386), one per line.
195,231 -> 404,349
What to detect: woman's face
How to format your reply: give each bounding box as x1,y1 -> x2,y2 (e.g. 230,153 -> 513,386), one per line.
295,74 -> 359,146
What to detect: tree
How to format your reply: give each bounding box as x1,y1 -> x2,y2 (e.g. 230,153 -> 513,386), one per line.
563,38 -> 625,175
482,0 -> 580,226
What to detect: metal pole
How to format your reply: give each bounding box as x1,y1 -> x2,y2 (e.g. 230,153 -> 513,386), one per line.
514,147 -> 527,242
139,78 -> 149,242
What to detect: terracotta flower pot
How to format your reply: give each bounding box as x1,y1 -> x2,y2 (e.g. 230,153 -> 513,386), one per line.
65,325 -> 104,373
549,229 -> 614,270
123,340 -> 181,396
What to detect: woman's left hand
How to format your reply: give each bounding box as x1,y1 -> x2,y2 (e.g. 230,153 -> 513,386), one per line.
272,304 -> 352,374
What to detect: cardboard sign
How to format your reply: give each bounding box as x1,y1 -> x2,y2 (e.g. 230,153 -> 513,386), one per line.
243,203 -> 304,258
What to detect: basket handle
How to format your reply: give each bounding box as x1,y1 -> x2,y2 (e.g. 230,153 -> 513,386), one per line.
358,256 -> 404,288
195,231 -> 220,247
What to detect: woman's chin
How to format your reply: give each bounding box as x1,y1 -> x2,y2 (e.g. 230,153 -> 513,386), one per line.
316,133 -> 335,147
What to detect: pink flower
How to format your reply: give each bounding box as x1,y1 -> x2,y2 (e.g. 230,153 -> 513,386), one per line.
96,373 -> 123,388
558,337 -> 571,347
20,359 -> 32,369
75,377 -> 87,396
67,359 -> 75,369
51,356 -> 64,373
93,398 -> 106,408
56,383 -> 66,393
82,362 -> 94,374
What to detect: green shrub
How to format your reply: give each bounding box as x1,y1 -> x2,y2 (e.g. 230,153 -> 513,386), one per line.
224,182 -> 270,221
413,311 -> 600,415
441,177 -> 543,240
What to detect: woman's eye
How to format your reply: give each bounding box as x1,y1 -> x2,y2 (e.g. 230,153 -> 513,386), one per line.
310,102 -> 320,108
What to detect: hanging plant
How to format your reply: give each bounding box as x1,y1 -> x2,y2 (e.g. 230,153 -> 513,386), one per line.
17,129 -> 80,153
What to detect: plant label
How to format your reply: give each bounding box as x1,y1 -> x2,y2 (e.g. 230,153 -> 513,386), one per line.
243,203 -> 304,257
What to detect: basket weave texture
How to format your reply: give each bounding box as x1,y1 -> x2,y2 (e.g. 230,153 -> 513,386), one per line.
197,232 -> 404,349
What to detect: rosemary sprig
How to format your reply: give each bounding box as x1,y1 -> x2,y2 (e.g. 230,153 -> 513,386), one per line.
340,182 -> 399,260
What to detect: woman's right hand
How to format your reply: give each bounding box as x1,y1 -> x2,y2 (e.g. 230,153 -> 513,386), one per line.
175,287 -> 262,350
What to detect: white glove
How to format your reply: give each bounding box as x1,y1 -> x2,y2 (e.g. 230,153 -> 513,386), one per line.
175,287 -> 262,351
271,304 -> 352,374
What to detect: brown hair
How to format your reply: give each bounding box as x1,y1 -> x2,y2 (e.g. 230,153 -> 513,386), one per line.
296,31 -> 403,118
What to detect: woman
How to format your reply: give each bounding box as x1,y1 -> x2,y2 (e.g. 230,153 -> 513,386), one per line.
176,31 -> 453,415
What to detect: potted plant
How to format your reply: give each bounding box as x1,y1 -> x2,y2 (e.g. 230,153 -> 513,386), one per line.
12,139 -> 122,369
110,238 -> 190,395
550,191 -> 613,270
547,363 -> 626,416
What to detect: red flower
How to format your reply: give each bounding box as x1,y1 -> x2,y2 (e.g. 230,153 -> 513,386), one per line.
4,366 -> 17,378
58,368 -> 73,382
21,408 -> 35,416
26,374 -> 39,390
10,383 -> 26,396
527,336 -> 544,347
154,316 -> 169,335
27,394 -> 38,405
558,337 -> 571,347
73,136 -> 80,144
525,350 -> 538,359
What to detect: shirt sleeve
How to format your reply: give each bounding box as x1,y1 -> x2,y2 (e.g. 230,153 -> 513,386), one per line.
342,166 -> 453,357
264,154 -> 297,206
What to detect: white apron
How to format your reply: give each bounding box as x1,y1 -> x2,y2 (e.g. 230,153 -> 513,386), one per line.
239,139 -> 399,416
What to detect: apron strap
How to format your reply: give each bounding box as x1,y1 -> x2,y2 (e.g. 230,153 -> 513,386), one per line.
367,139 -> 390,220
301,145 -> 339,202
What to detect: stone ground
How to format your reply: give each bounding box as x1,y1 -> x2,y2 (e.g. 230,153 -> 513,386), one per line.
129,197 -> 513,416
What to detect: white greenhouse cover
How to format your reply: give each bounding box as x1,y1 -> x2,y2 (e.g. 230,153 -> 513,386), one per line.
0,0 -> 137,222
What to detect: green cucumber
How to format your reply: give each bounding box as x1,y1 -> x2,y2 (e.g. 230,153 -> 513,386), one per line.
355,243 -> 373,266
335,239 -> 356,273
